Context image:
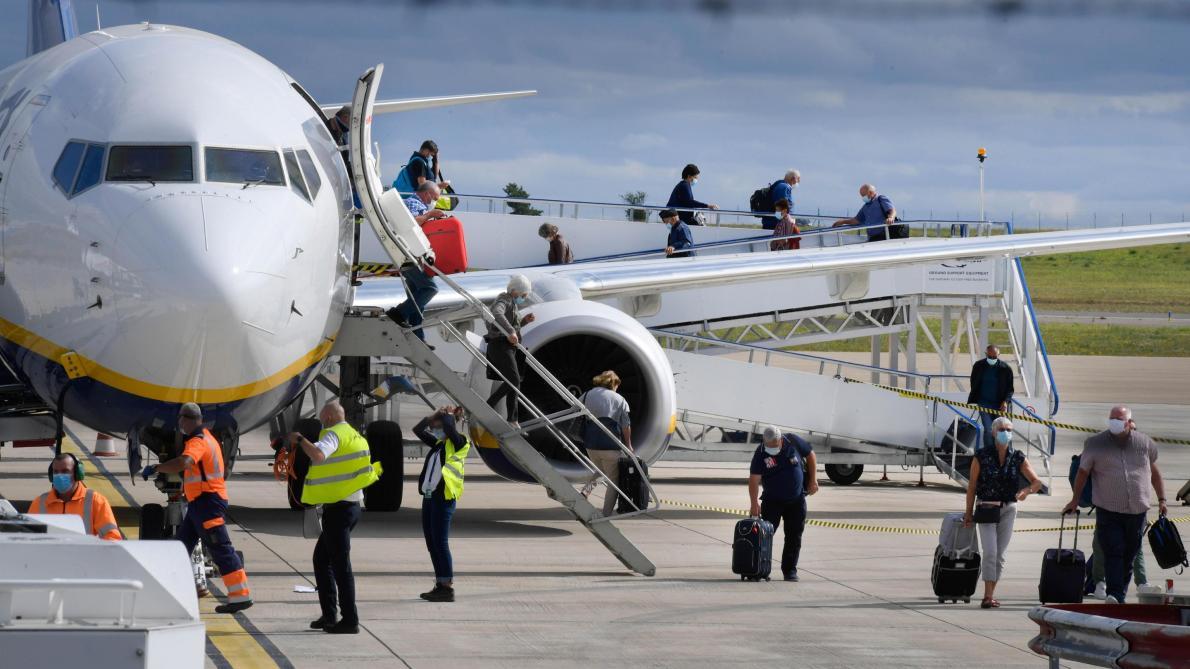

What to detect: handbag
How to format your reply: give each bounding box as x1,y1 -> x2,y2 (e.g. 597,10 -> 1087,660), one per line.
973,501 -> 1001,524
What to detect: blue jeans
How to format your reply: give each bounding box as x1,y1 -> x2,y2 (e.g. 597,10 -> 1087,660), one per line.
422,493 -> 457,584
977,405 -> 998,449
395,266 -> 439,341
314,501 -> 361,624
1095,508 -> 1147,602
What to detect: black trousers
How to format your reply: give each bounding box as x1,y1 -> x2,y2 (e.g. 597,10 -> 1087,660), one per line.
761,496 -> 807,575
313,501 -> 361,624
485,338 -> 523,421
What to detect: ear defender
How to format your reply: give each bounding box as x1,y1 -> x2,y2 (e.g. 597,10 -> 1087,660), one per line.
46,453 -> 85,482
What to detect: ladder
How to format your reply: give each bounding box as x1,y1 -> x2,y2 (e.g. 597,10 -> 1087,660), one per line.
347,64 -> 656,575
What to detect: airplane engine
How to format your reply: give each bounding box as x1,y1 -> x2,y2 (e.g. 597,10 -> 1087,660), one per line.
467,298 -> 676,483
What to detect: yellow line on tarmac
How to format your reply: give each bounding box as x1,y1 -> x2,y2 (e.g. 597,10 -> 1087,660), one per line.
64,434 -> 282,668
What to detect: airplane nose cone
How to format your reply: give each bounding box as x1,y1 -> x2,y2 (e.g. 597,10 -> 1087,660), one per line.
108,194 -> 296,395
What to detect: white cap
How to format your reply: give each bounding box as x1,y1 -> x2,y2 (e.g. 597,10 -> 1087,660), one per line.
508,274 -> 531,294
762,425 -> 782,442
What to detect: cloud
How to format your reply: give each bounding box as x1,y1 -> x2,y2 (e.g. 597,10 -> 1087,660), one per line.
620,132 -> 669,151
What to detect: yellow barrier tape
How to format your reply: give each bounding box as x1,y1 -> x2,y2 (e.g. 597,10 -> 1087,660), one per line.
841,378 -> 1190,446
661,498 -> 1189,534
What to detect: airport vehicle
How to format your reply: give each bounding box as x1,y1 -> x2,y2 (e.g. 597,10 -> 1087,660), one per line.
2,2 -> 1189,573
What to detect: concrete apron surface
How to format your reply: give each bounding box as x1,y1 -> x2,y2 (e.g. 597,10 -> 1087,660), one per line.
0,356 -> 1186,668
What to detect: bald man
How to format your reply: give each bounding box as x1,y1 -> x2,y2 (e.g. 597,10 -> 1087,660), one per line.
834,184 -> 897,242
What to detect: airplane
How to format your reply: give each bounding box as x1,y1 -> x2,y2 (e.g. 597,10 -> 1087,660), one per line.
2,1 -> 1188,510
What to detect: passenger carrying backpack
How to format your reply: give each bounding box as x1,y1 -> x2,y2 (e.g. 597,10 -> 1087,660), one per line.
749,185 -> 772,218
1147,515 -> 1188,572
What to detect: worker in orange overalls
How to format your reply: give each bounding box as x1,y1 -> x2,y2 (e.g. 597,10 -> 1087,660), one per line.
146,402 -> 252,613
28,452 -> 122,540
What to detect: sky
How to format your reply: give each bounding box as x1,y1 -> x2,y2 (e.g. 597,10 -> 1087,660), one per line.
3,0 -> 1189,226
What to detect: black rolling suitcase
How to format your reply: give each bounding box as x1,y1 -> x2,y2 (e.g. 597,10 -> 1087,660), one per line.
732,517 -> 774,581
1039,510 -> 1086,604
932,512 -> 981,603
615,458 -> 649,513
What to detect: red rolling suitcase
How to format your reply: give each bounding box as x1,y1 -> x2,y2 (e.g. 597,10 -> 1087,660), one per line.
424,216 -> 468,274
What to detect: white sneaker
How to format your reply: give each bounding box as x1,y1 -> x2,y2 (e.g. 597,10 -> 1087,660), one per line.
1104,595 -> 1120,604
1091,581 -> 1107,600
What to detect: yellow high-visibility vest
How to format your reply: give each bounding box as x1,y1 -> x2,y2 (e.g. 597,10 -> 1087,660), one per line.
301,423 -> 381,505
440,436 -> 469,500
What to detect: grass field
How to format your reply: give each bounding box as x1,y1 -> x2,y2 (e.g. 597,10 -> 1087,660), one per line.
1020,243 -> 1189,313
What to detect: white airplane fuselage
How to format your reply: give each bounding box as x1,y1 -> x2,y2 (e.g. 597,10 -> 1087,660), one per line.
0,24 -> 354,435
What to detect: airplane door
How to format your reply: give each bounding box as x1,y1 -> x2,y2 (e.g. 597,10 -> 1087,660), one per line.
0,91 -> 49,281
347,65 -> 434,267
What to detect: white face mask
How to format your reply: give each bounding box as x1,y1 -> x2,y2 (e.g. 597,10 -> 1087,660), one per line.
986,357 -> 997,365
692,178 -> 699,185
763,446 -> 781,456
1107,418 -> 1128,435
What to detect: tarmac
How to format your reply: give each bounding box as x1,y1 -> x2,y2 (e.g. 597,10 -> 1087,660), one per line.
1,355 -> 1187,668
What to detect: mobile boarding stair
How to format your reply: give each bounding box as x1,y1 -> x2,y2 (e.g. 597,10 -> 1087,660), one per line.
654,332 -> 1055,492
346,65 -> 657,575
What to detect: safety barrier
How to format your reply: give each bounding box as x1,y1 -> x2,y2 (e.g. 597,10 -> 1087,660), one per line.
1028,604 -> 1190,669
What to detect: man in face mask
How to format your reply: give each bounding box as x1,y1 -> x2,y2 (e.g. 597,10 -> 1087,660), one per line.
761,169 -> 801,231
1065,406 -> 1167,604
28,453 -> 122,540
747,425 -> 818,581
966,344 -> 1014,448
833,183 -> 897,241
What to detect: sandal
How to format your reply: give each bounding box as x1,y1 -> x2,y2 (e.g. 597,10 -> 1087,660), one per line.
980,598 -> 993,609
990,599 -> 1001,608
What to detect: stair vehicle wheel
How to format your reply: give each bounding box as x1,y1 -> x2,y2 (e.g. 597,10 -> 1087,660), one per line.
287,419 -> 321,510
825,463 -> 864,485
964,598 -> 970,604
139,503 -> 166,540
938,597 -> 944,603
363,420 -> 404,512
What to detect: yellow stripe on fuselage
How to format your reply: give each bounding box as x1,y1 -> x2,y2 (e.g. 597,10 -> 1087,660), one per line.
0,315 -> 334,404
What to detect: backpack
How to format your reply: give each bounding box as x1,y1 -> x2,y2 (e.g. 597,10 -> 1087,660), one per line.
1147,515 -> 1188,572
749,185 -> 772,218
1067,455 -> 1094,509
393,154 -> 432,194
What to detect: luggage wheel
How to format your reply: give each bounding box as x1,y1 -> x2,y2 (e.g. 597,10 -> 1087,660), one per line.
937,597 -> 944,603
963,598 -> 970,604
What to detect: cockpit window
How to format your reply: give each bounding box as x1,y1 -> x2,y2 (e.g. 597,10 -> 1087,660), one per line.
52,141 -> 85,193
283,149 -> 310,203
205,147 -> 284,186
72,144 -> 106,195
106,145 -> 194,182
296,149 -> 322,200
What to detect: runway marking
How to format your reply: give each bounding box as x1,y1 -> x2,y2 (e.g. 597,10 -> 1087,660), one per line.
840,378 -> 1190,445
660,498 -> 1188,534
64,428 -> 289,669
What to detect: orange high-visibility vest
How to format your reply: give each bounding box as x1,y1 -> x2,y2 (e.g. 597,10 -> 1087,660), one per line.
182,428 -> 228,501
28,483 -> 122,540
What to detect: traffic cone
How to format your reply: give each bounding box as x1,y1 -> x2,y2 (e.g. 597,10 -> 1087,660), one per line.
93,433 -> 118,457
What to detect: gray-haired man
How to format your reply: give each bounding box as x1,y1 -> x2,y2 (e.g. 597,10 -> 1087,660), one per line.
748,426 -> 818,581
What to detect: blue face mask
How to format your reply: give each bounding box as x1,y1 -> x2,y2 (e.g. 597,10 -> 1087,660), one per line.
986,357 -> 997,365
995,430 -> 1012,445
862,195 -> 873,204
514,295 -> 527,306
763,446 -> 781,456
52,473 -> 74,494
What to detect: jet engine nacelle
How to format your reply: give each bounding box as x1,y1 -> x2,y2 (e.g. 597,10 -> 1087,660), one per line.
467,298 -> 676,483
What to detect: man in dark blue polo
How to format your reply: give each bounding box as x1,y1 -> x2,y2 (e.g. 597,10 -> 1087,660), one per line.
662,208 -> 695,258
833,183 -> 897,241
748,425 -> 818,581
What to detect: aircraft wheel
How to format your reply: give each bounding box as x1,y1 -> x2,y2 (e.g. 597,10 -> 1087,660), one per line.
363,420 -> 404,512
139,503 -> 166,540
286,419 -> 321,510
825,463 -> 864,485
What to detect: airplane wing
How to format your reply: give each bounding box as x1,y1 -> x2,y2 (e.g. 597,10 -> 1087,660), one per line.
352,222 -> 1190,311
319,90 -> 536,116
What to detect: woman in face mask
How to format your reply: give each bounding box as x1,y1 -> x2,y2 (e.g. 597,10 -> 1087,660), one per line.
413,405 -> 470,602
484,275 -> 536,426
963,417 -> 1044,608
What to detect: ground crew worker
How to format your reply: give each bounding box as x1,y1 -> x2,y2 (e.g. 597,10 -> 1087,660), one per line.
413,405 -> 470,602
145,403 -> 252,614
288,400 -> 381,635
28,452 -> 122,540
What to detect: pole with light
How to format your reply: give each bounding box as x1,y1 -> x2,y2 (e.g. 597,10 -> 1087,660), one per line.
977,147 -> 987,232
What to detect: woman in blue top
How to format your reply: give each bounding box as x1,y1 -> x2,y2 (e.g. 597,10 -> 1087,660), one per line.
665,164 -> 718,225
963,417 -> 1043,608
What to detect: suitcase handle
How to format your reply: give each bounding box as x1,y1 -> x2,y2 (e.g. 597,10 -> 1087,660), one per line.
1059,509 -> 1080,552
